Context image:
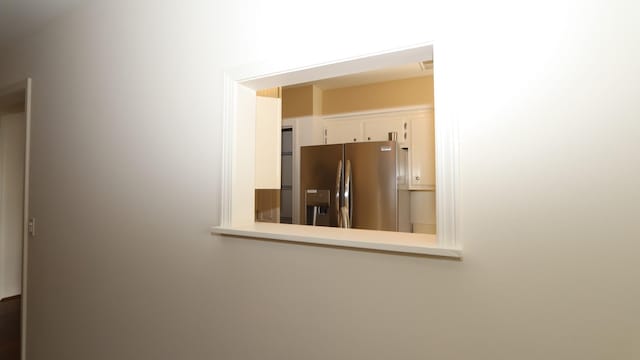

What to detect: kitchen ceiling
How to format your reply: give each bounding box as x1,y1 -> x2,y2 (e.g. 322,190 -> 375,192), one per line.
0,0 -> 87,50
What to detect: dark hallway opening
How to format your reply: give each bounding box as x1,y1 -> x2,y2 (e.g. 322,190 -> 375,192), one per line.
0,296 -> 20,360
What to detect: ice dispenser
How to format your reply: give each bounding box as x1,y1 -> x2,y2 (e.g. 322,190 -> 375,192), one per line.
305,189 -> 331,226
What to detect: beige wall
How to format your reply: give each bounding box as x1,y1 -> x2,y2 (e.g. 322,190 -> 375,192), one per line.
323,76 -> 433,115
256,87 -> 281,98
282,85 -> 314,118
1,1 -> 639,359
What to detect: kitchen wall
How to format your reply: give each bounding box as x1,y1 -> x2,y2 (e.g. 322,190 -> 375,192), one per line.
281,84 -> 323,118
322,76 -> 433,115
282,85 -> 314,118
0,0 -> 639,359
256,87 -> 281,98
282,76 -> 434,117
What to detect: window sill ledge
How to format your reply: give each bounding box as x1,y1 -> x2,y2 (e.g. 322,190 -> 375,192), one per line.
210,223 -> 462,258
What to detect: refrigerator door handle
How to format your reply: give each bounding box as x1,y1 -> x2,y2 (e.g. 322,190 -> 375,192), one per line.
343,159 -> 352,228
335,160 -> 342,227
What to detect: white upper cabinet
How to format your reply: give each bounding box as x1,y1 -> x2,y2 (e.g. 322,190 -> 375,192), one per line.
362,115 -> 408,144
322,106 -> 435,190
322,110 -> 410,146
324,118 -> 363,144
408,108 -> 435,190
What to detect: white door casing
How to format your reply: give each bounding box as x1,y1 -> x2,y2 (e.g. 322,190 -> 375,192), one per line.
0,77 -> 31,360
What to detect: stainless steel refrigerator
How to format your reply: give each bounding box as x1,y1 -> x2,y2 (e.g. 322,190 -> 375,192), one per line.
300,141 -> 410,232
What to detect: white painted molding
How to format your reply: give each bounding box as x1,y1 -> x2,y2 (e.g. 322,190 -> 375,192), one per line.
21,78 -> 31,360
321,105 -> 432,120
434,104 -> 459,249
211,223 -> 461,258
219,73 -> 235,227
222,76 -> 257,228
218,42 -> 461,255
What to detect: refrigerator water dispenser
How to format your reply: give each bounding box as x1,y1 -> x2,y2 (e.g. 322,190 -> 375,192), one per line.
305,189 -> 331,226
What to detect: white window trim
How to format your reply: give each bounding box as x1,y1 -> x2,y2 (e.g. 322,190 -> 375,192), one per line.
212,43 -> 461,258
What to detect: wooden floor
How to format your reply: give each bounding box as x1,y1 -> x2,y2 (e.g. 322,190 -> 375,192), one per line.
0,296 -> 20,360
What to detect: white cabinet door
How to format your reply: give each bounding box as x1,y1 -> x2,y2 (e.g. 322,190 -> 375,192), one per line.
295,115 -> 325,147
323,108 -> 434,189
409,109 -> 435,189
325,114 -> 410,146
324,119 -> 363,144
362,115 -> 408,145
255,96 -> 282,189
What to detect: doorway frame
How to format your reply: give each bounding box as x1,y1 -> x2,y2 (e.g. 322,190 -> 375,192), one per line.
0,78 -> 32,360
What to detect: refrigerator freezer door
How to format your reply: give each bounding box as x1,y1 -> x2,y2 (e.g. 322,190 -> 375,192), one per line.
300,144 -> 344,227
345,141 -> 398,231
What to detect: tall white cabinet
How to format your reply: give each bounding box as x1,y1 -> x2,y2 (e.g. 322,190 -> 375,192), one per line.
407,108 -> 435,190
255,96 -> 282,189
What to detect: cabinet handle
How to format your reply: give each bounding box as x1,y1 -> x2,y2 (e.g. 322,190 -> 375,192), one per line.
415,176 -> 421,181
404,132 -> 407,140
353,138 -> 357,142
367,137 -> 371,140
